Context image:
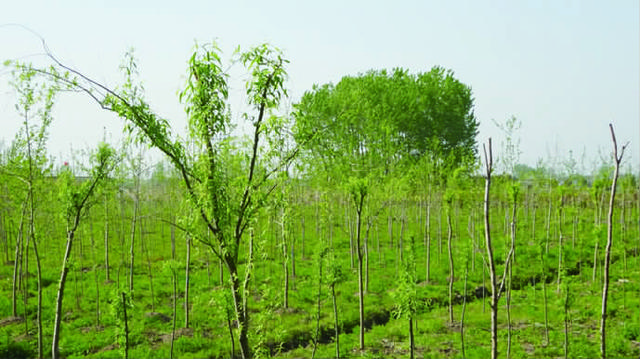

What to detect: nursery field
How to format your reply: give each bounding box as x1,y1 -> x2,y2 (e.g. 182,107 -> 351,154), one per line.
0,169 -> 639,359
1,41 -> 638,359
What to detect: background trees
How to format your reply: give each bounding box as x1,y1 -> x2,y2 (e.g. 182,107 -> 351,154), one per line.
293,67 -> 479,171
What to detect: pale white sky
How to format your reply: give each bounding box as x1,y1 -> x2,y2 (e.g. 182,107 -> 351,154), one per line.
1,0 -> 638,173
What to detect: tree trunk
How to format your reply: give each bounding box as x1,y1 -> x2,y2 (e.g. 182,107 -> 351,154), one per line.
29,203 -> 44,359
541,248 -> 549,346
600,124 -> 625,359
122,292 -> 129,359
128,191 -> 139,295
447,207 -> 454,324
185,234 -> 191,328
301,215 -> 305,260
557,203 -> 564,293
364,219 -> 371,294
347,203 -> 354,269
332,283 -> 340,359
104,192 -> 110,282
11,199 -> 27,317
356,194 -> 366,350
460,262 -> 468,359
482,140 -> 499,359
52,229 -> 76,359
311,253 -> 322,359
564,280 -> 569,359
409,318 -> 414,359
425,187 -> 431,283
281,207 -> 289,309
170,266 -> 177,359
228,259 -> 250,359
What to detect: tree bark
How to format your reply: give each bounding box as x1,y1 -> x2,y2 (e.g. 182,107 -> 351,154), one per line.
52,230 -> 75,359
356,193 -> 366,350
482,140 -> 499,359
447,206 -> 454,324
185,234 -> 191,328
104,192 -> 110,282
600,124 -> 626,359
332,283 -> 340,359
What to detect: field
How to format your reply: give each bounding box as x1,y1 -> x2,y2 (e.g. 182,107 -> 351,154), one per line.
1,167 -> 639,359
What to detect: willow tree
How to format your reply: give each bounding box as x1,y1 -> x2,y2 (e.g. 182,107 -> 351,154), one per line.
9,41 -> 295,359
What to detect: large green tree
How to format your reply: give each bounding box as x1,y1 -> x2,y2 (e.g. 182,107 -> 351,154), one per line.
293,66 -> 478,169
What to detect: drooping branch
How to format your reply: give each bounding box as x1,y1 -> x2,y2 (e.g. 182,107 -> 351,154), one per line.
10,42 -> 226,246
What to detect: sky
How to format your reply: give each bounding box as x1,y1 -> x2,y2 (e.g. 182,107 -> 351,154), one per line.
1,0 -> 638,174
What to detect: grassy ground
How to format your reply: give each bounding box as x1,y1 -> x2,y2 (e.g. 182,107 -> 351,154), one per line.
1,188 -> 639,358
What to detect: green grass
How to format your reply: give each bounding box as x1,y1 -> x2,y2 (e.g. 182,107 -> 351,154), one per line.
0,180 -> 639,358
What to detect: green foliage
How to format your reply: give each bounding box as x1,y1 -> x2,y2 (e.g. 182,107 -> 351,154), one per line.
293,67 -> 478,173
180,42 -> 230,145
0,338 -> 34,359
392,236 -> 421,321
57,142 -> 115,226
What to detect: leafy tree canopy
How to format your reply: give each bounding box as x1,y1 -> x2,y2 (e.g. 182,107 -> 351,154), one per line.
292,66 -> 479,177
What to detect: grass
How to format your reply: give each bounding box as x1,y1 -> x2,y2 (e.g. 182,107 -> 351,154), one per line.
0,180 -> 639,358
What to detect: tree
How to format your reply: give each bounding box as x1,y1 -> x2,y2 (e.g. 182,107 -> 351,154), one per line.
293,67 -> 479,168
392,235 -> 422,359
600,124 -> 627,359
482,139 -> 515,359
53,142 -> 115,359
10,41 -> 296,359
5,64 -> 58,358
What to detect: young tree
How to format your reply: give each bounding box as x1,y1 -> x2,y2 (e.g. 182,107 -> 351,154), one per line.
52,142 -> 115,359
481,139 -> 515,359
7,64 -> 58,358
600,124 -> 627,359
9,41 -> 296,359
392,235 -> 421,359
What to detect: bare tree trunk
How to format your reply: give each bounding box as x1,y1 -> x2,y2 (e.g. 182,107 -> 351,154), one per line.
364,221 -> 370,294
593,240 -> 599,283
507,194 -> 517,359
447,206 -> 454,324
170,265 -> 177,359
600,124 -> 626,359
52,229 -> 76,359
461,262 -> 468,359
332,283 -> 340,359
557,202 -> 564,293
482,140 -> 499,359
11,199 -> 27,317
425,188 -> 431,282
347,203 -> 355,269
122,292 -> 129,359
185,234 -> 191,328
409,318 -> 414,359
564,279 -> 570,359
229,259 -> 250,359
128,189 -> 139,295
104,192 -> 110,282
227,231 -> 254,359
356,193 -> 366,350
28,197 -> 44,359
540,247 -> 549,346
300,213 -> 305,260
311,252 -> 322,359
